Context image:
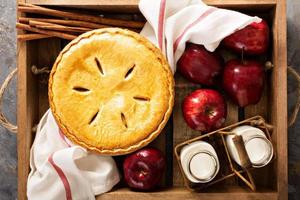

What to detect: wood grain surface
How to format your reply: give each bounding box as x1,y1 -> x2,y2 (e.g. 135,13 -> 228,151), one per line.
16,0 -> 288,200
18,1 -> 39,199
26,0 -> 276,7
36,38 -> 60,119
172,74 -> 200,186
96,187 -> 278,200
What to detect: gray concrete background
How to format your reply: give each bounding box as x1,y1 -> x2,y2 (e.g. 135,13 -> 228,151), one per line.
0,0 -> 299,199
0,0 -> 17,200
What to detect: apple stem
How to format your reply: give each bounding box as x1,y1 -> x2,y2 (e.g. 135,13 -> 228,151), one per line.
265,61 -> 274,71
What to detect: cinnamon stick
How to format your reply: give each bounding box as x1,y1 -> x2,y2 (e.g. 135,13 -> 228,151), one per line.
18,3 -> 145,29
16,22 -> 77,40
35,25 -> 89,33
19,17 -> 110,29
18,2 -> 39,8
17,33 -> 52,41
29,20 -> 91,33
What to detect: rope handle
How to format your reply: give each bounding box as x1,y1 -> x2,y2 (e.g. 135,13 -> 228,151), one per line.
0,68 -> 18,133
0,66 -> 51,133
288,66 -> 300,127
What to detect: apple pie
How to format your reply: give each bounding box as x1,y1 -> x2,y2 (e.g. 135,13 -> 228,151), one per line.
49,28 -> 174,155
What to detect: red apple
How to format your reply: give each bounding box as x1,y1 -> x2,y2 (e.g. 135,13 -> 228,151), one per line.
182,89 -> 227,132
123,147 -> 166,191
222,59 -> 265,107
223,20 -> 269,55
177,43 -> 224,86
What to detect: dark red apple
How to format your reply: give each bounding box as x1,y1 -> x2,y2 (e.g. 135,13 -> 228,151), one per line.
222,59 -> 265,107
182,89 -> 227,132
123,147 -> 166,191
177,44 -> 224,86
223,20 -> 269,55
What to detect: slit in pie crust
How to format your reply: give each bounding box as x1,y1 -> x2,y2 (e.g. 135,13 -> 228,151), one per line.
49,28 -> 174,155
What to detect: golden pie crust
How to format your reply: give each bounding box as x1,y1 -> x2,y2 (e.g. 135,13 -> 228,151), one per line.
49,28 -> 174,155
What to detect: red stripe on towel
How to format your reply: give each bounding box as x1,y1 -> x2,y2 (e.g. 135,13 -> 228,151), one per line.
173,7 -> 218,53
48,154 -> 72,200
158,0 -> 166,50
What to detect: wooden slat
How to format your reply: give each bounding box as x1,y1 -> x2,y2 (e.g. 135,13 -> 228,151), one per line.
17,1 -> 39,200
272,0 -> 288,199
244,85 -> 269,120
172,74 -> 200,186
17,41 -> 29,200
225,101 -> 239,126
18,41 -> 39,200
26,0 -> 277,6
96,187 -> 278,200
37,38 -> 61,119
25,0 -> 276,11
17,32 -> 39,200
244,68 -> 271,188
26,0 -> 140,12
26,0 -> 140,6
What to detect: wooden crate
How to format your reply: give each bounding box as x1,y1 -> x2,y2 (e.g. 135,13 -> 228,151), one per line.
17,0 -> 287,199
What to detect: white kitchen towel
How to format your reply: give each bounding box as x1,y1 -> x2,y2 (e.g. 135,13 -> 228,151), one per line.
139,0 -> 262,73
27,109 -> 120,200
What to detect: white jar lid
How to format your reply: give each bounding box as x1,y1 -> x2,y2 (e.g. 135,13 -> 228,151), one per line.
245,136 -> 273,167
189,152 -> 217,181
180,141 -> 220,183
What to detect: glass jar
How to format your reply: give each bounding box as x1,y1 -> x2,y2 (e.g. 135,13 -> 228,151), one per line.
180,141 -> 220,183
226,125 -> 273,168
